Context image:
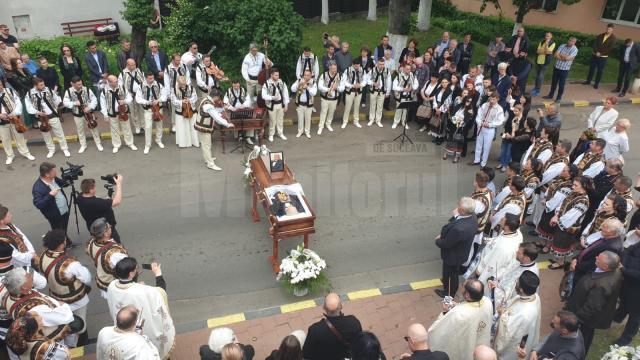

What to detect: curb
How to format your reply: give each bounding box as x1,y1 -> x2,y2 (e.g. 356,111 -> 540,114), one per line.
70,261 -> 551,358
532,97 -> 640,108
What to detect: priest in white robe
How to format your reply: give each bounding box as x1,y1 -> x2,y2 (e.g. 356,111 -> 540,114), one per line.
106,258 -> 175,359
97,305 -> 161,360
476,214 -> 523,289
491,243 -> 540,308
494,271 -> 541,360
428,279 -> 493,360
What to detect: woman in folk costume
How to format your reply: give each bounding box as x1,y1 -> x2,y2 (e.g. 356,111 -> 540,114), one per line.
547,175 -> 593,269
428,77 -> 452,145
417,73 -> 439,133
171,76 -> 199,148
443,92 -> 475,163
521,158 -> 544,215
6,313 -> 70,360
581,194 -> 628,248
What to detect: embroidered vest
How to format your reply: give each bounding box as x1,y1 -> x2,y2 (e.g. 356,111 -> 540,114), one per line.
23,339 -> 65,360
298,54 -> 316,77
345,66 -> 365,94
546,178 -> 573,202
66,86 -> 93,117
576,152 -> 603,172
28,88 -> 58,117
198,63 -> 219,92
472,188 -> 493,234
522,170 -> 541,203
34,250 -> 88,304
320,72 -> 340,100
105,86 -> 128,117
140,82 -> 162,110
167,64 -> 188,93
586,212 -> 616,237
0,89 -> 18,121
370,67 -> 389,93
495,192 -> 527,223
174,85 -> 195,116
0,225 -> 28,252
557,193 -> 590,234
531,139 -> 553,161
195,98 -> 217,133
2,290 -> 70,340
86,239 -> 128,291
263,79 -> 285,111
226,87 -> 247,107
294,79 -> 314,107
394,73 -> 416,102
122,68 -> 144,94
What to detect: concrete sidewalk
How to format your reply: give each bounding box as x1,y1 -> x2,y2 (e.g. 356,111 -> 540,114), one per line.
73,265 -> 564,359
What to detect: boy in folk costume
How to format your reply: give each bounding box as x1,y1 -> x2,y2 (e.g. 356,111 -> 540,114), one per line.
341,59 -> 367,129
223,80 -> 254,144
135,72 -> 169,154
317,61 -> 344,135
63,76 -> 102,153
367,58 -> 391,127
171,76 -> 199,148
261,67 -> 289,142
291,70 -> 317,139
392,63 -> 419,129
118,59 -> 145,134
100,75 -> 138,153
0,80 -> 35,165
24,78 -> 71,158
196,88 -> 235,171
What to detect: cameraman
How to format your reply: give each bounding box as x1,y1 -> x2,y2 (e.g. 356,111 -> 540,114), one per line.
76,175 -> 123,243
32,162 -> 73,245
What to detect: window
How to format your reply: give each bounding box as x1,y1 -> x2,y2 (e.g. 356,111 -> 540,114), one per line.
530,0 -> 559,12
602,0 -> 640,24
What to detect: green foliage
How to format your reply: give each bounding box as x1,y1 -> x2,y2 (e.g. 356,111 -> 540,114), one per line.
164,0 -> 304,84
121,0 -> 156,28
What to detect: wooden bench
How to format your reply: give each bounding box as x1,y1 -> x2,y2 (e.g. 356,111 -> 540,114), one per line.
60,18 -> 118,40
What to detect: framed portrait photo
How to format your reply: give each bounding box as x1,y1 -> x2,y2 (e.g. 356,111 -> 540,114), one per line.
269,151 -> 285,173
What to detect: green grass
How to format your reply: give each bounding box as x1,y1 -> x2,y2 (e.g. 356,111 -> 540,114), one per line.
301,15 -> 620,85
587,323 -> 640,360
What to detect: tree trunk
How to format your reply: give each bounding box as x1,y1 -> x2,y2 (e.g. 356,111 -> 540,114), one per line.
367,0 -> 377,21
388,0 -> 412,64
130,25 -> 147,67
321,0 -> 329,25
512,7 -> 525,35
416,0 -> 432,31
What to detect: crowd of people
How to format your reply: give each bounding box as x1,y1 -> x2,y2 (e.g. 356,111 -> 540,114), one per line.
1,17 -> 640,360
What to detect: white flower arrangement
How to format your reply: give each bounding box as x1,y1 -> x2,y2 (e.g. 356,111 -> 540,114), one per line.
277,244 -> 330,295
242,145 -> 270,183
601,345 -> 640,360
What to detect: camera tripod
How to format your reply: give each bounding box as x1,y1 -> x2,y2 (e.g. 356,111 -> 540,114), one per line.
67,179 -> 81,236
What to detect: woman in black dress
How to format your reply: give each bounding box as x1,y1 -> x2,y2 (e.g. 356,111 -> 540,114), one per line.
418,73 -> 439,133
444,92 -> 476,162
6,58 -> 35,127
430,77 -> 453,145
510,117 -> 537,163
57,43 -> 83,90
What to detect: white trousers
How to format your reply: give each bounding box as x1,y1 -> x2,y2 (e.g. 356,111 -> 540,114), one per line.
0,123 -> 30,159
142,110 -> 164,147
73,116 -> 102,149
297,106 -> 313,135
41,117 -> 68,152
319,98 -> 337,129
268,104 -> 284,137
198,131 -> 214,165
246,79 -> 259,102
393,108 -> 408,126
130,103 -> 143,131
107,116 -> 134,148
474,127 -> 495,166
175,114 -> 199,148
343,92 -> 362,124
369,92 -> 385,124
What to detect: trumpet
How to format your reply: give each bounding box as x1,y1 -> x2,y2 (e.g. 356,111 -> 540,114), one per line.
296,79 -> 308,97
329,78 -> 338,97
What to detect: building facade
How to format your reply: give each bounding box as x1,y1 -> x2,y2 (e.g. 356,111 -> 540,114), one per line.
450,0 -> 640,40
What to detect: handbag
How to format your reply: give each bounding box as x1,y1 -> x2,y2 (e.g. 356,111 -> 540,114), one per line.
429,113 -> 441,128
416,101 -> 432,119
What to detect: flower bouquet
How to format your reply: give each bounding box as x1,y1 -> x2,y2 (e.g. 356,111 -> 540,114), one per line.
242,145 -> 270,185
601,344 -> 640,360
277,244 -> 331,296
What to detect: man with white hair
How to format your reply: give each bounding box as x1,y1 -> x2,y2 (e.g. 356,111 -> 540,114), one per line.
399,323 -> 449,359
100,74 -> 138,153
241,43 -> 272,103
473,345 -> 496,360
492,62 -> 511,110
603,118 -> 630,161
118,58 -> 145,134
97,305 -> 160,359
199,326 -> 256,359
571,218 -> 624,286
435,197 -> 478,298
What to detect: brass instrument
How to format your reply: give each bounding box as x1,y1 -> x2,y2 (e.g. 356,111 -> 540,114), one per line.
117,91 -> 129,121
296,79 -> 308,98
8,115 -> 28,133
328,75 -> 338,97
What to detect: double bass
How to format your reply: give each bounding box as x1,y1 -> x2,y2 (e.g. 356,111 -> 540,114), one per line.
256,34 -> 271,109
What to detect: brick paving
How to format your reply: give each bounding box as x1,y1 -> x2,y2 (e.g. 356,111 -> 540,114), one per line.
76,269 -> 564,359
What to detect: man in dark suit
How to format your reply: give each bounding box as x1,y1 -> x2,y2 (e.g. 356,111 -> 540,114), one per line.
492,63 -> 511,111
583,23 -> 617,89
435,197 -> 478,298
145,40 -> 169,83
613,38 -> 640,97
565,250 -> 622,354
303,293 -> 362,360
571,218 -> 624,286
457,34 -> 474,75
32,162 -> 73,246
614,237 -> 640,345
84,40 -> 109,87
400,323 -> 449,360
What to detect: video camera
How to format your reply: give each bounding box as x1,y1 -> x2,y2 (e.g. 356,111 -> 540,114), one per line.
60,162 -> 84,187
101,173 -> 117,197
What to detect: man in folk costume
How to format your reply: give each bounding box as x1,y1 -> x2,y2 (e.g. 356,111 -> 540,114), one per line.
34,229 -> 91,347
63,76 -> 102,154
470,93 -> 505,168
493,271 -> 541,359
85,218 -> 128,298
261,68 -> 289,142
223,79 -> 254,144
0,205 -> 36,269
107,258 -> 175,359
135,72 -> 169,154
0,80 -> 35,165
296,47 -> 319,81
197,54 -> 227,100
521,127 -> 554,169
341,59 -> 367,129
241,43 -> 272,103
5,312 -> 71,360
428,279 -> 493,360
165,53 -> 190,133
467,172 -> 494,267
96,305 -> 161,360
290,70 -> 316,139
180,42 -> 203,84
476,214 -> 523,288
196,88 -> 235,171
573,138 -> 606,178
100,75 -> 138,154
24,78 -> 70,159
118,59 -> 145,134
599,174 -> 635,213
367,58 -> 391,128
392,63 -> 419,130
490,176 -> 526,236
317,61 -> 343,135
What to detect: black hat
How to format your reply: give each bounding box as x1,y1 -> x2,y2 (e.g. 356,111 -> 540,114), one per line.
518,270 -> 540,296
0,242 -> 13,261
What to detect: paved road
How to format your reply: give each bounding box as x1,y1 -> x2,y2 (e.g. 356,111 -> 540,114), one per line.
1,104 -> 638,336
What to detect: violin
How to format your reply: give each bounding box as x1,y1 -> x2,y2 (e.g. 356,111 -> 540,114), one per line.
117,101 -> 129,121
182,95 -> 194,119
8,115 -> 28,133
38,114 -> 51,132
84,112 -> 98,129
151,102 -> 163,122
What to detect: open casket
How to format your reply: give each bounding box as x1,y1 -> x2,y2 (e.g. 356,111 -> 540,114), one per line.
249,157 -> 316,273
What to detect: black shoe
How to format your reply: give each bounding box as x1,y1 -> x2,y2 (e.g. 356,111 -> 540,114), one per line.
593,84 -> 599,89
66,242 -> 80,250
555,97 -> 562,102
542,95 -> 553,100
434,289 -> 447,298
619,92 -> 626,97
612,88 -> 620,93
581,81 -> 590,85
526,221 -> 535,227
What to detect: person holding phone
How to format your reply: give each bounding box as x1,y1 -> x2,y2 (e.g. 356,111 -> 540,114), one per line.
517,310 -> 585,360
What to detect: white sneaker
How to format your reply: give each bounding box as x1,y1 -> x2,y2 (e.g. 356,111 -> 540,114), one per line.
341,123 -> 347,129
268,135 -> 274,142
246,137 -> 254,145
354,122 -> 362,128
419,126 -> 427,132
296,132 -> 303,138
156,141 -> 165,149
326,125 -> 333,132
171,126 -> 176,133
317,128 -> 323,135
112,147 -> 120,154
391,123 -> 398,129
46,151 -> 55,158
367,121 -> 373,127
97,144 -> 104,152
78,145 -> 87,154
135,128 -> 141,134
144,146 -> 150,154
26,154 -> 35,161
361,103 -> 366,108
5,156 -> 14,165
278,134 -> 287,140
63,150 -> 71,157
405,124 -> 410,130
377,122 -> 383,128
129,144 -> 138,151
207,162 -> 222,171
305,133 -> 311,139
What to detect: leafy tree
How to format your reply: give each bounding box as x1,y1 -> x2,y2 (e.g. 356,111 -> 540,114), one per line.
481,0 -> 581,34
164,0 -> 304,83
121,0 -> 156,65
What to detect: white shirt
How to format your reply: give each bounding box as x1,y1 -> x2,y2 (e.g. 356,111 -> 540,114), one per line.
31,295 -> 74,328
180,51 -> 202,74
296,54 -> 319,80
0,225 -> 35,267
241,52 -> 266,81
587,106 -> 618,137
290,80 -> 318,105
475,102 -> 505,130
392,73 -> 419,101
539,159 -> 568,186
64,260 -> 92,310
62,87 -> 97,112
223,88 -> 252,110
602,128 -> 629,161
99,86 -> 133,118
572,152 -> 605,178
135,81 -> 168,106
0,89 -> 22,116
367,68 -> 392,94
624,44 -> 633,62
202,101 -> 232,127
24,88 -> 62,116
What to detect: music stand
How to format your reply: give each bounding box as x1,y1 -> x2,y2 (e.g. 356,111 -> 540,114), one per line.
392,101 -> 418,146
230,109 -> 254,154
